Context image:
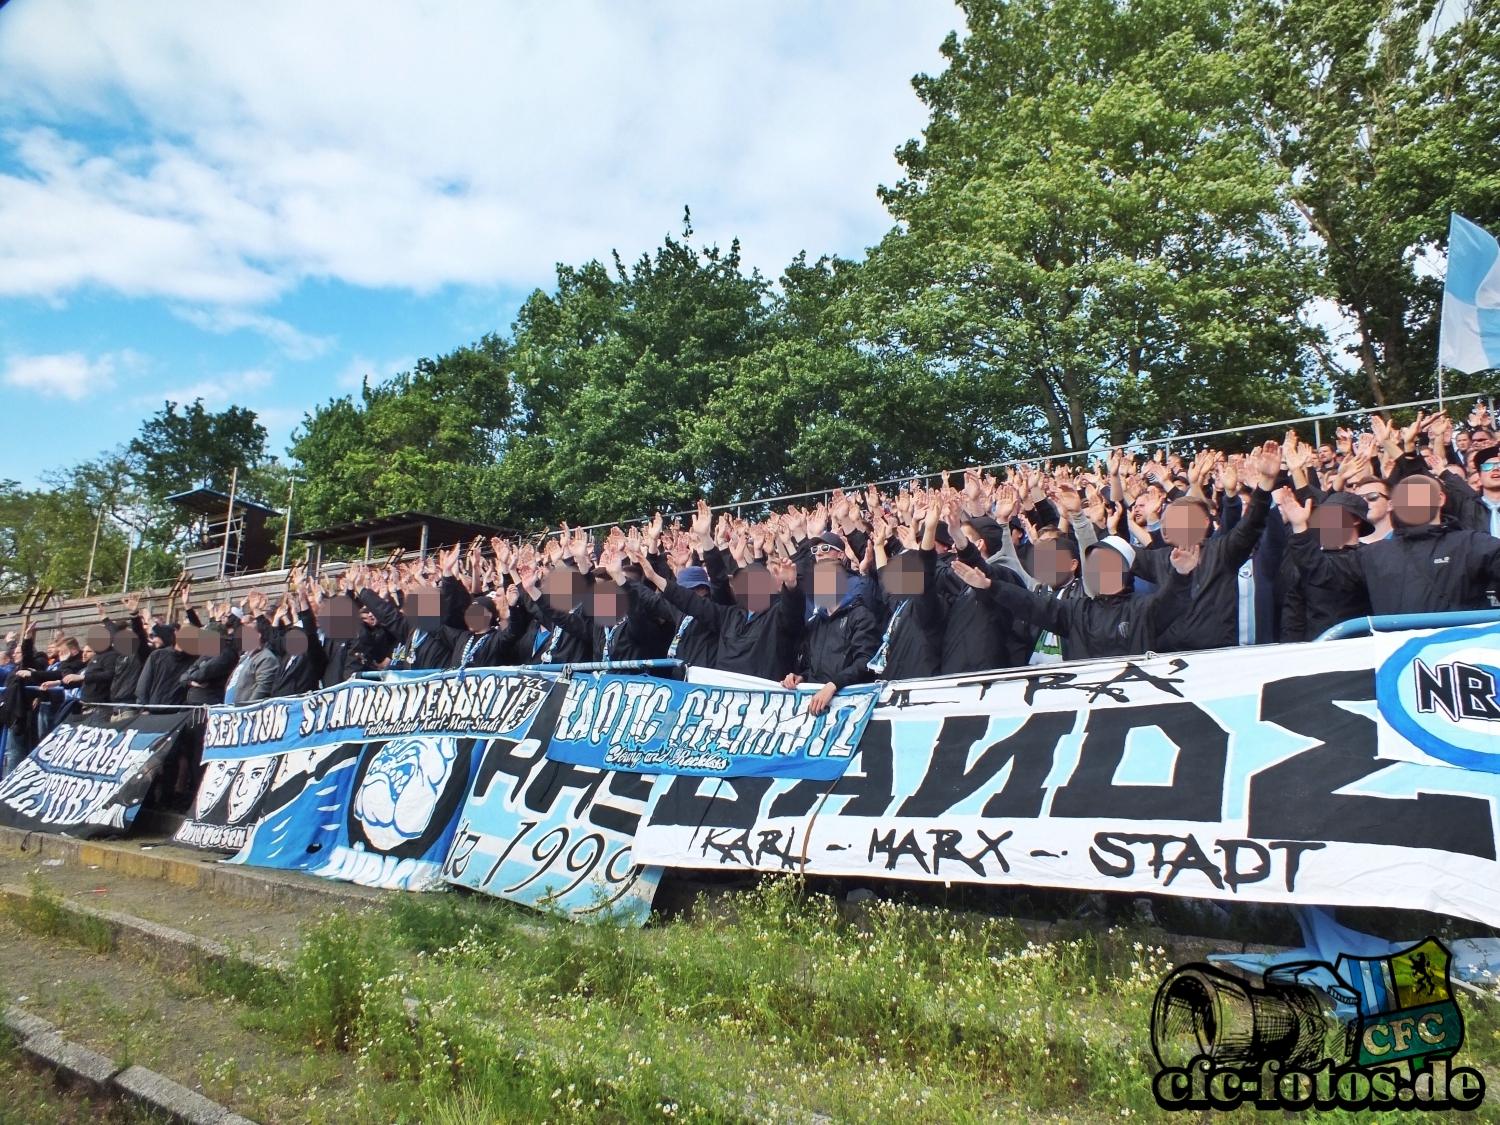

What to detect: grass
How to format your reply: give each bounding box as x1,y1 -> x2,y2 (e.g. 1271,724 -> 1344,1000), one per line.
0,1028 -> 169,1125
14,874 -> 1500,1123
3,874 -> 115,954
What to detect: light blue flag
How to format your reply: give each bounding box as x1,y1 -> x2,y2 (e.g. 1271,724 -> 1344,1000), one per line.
1439,213 -> 1500,373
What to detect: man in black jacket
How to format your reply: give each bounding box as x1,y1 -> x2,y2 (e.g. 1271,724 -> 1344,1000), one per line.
621,553 -> 720,669
181,624 -> 238,705
781,532 -> 882,714
934,497 -> 1026,674
1281,473 -> 1500,614
271,603 -> 328,697
137,624 -> 194,705
866,507 -> 944,680
1276,490 -> 1373,642
952,538 -> 1198,660
655,501 -> 802,682
1130,440 -> 1284,651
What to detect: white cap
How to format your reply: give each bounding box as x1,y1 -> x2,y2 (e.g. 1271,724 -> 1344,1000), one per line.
1093,535 -> 1136,568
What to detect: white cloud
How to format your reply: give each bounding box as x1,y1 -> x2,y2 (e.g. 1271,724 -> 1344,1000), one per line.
3,351 -> 115,400
0,1 -> 960,307
171,305 -> 333,359
146,366 -> 275,409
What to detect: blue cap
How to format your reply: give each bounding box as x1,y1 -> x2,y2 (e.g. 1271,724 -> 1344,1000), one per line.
677,566 -> 711,589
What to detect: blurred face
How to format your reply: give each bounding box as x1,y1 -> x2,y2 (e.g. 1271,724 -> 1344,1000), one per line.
198,629 -> 223,657
1355,484 -> 1390,525
326,596 -> 359,639
730,566 -> 778,613
1084,548 -> 1127,596
410,585 -> 443,627
880,551 -> 926,597
85,626 -> 112,659
543,569 -> 586,614
239,624 -> 263,652
176,623 -> 199,656
1162,501 -> 1211,547
588,584 -> 622,625
1312,504 -> 1361,549
283,628 -> 309,656
1033,540 -> 1078,587
1391,477 -> 1443,527
811,559 -> 849,612
112,630 -> 138,656
463,603 -> 493,634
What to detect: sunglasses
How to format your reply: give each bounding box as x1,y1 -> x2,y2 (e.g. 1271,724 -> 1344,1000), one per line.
812,543 -> 843,555
1480,460 -> 1500,472
1357,491 -> 1388,503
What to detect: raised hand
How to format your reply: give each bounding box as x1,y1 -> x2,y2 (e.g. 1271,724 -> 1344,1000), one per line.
1170,542 -> 1203,575
766,554 -> 798,589
1273,486 -> 1313,533
807,502 -> 830,539
993,484 -> 1020,524
950,559 -> 992,589
1253,440 -> 1283,489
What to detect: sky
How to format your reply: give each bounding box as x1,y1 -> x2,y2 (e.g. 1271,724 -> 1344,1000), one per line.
0,0 -> 963,486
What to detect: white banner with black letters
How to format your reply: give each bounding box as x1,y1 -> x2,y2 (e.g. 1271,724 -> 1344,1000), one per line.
633,623 -> 1500,928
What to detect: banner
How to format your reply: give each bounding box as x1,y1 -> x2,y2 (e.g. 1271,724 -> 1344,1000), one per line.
544,672 -> 880,779
201,669 -> 557,761
633,624 -> 1500,929
190,667 -> 663,913
443,680 -> 663,923
0,711 -> 192,837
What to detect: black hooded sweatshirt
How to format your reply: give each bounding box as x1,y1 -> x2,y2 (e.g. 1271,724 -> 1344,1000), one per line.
1131,487 -> 1273,652
937,544 -> 1026,674
1286,514 -> 1500,615
106,616 -> 151,704
624,580 -> 719,669
658,547 -> 802,682
867,547 -> 944,680
979,565 -> 1190,660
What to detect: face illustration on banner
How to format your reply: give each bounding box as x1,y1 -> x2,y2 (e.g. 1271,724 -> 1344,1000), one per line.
353,737 -> 459,852
228,760 -> 276,823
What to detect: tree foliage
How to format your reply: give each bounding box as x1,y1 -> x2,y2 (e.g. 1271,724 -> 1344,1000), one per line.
1244,0 -> 1500,408
859,0 -> 1324,455
288,336 -> 514,529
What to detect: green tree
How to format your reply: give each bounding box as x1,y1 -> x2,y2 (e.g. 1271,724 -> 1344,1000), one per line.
289,335 -> 514,529
1242,0 -> 1500,407
128,399 -> 271,503
859,0 -> 1322,454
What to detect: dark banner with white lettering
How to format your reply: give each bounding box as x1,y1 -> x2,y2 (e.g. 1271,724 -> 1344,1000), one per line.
0,711 -> 193,836
634,626 -> 1500,928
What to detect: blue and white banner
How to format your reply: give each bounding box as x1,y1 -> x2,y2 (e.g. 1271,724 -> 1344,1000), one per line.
201,668 -> 556,761
443,679 -> 663,924
195,668 -> 663,915
543,672 -> 881,780
634,624 -> 1500,929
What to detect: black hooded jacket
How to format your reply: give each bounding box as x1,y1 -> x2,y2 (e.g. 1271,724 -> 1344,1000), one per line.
106,616 -> 150,704
937,544 -> 1026,675
979,566 -> 1190,660
359,576 -> 470,671
79,649 -> 121,704
1132,487 -> 1273,652
625,580 -> 719,669
867,547 -> 944,680
137,645 -> 195,705
1285,515 -> 1500,615
1278,546 -> 1373,643
659,548 -> 801,682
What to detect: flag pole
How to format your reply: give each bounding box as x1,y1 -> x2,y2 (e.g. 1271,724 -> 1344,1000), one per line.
1438,363 -> 1446,411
